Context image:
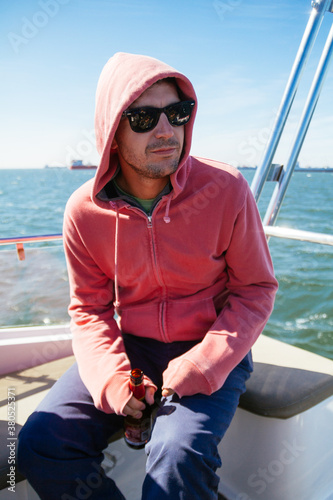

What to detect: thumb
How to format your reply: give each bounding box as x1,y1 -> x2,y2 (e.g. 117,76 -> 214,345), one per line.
161,388 -> 175,398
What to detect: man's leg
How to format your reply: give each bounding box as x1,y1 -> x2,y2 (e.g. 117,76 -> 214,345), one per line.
18,363 -> 126,500
17,333 -> 177,500
142,356 -> 252,500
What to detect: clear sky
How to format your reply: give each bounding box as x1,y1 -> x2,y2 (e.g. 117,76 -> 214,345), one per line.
1,0 -> 332,169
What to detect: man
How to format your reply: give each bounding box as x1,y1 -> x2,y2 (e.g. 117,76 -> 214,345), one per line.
18,52 -> 278,499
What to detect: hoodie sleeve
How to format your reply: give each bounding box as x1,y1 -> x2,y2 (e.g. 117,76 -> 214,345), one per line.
162,186 -> 278,397
63,203 -> 156,415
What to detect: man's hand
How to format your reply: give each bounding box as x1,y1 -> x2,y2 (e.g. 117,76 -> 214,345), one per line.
123,386 -> 156,419
161,387 -> 175,398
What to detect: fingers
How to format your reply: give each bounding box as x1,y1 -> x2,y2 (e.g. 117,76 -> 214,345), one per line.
123,395 -> 145,419
145,386 -> 156,405
123,385 -> 157,418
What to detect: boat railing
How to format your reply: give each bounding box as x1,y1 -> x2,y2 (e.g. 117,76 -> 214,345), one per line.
1,227 -> 333,262
251,0 -> 333,227
263,226 -> 333,246
0,234 -> 63,261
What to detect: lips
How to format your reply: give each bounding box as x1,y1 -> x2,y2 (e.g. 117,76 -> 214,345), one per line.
151,148 -> 177,155
148,141 -> 179,156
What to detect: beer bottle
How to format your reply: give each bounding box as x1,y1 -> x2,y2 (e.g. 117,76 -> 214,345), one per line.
124,369 -> 151,449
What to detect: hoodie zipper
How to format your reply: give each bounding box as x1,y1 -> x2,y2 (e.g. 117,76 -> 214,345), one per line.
146,212 -> 163,286
146,212 -> 168,342
126,205 -> 167,341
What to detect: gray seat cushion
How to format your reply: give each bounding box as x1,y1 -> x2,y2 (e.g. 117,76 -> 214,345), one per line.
239,361 -> 333,418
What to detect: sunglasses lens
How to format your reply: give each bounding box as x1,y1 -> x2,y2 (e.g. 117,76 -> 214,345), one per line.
166,101 -> 194,126
129,109 -> 158,132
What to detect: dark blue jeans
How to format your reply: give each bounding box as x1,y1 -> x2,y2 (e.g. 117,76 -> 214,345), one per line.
18,334 -> 252,500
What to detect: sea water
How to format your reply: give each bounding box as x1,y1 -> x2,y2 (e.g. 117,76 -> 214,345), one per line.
0,168 -> 332,360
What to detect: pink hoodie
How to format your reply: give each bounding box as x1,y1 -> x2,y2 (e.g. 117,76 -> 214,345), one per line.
63,52 -> 278,415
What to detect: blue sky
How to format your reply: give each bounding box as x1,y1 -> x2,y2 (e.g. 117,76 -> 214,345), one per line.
1,0 -> 332,169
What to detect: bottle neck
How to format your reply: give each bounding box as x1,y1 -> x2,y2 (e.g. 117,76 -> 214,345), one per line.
129,369 -> 145,400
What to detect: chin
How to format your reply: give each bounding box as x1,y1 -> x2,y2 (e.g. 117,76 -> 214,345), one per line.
144,160 -> 179,179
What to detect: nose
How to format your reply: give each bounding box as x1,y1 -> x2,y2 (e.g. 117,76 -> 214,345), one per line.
154,112 -> 174,138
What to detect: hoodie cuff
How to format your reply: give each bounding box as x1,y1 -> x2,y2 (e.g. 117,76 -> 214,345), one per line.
99,372 -> 132,415
162,359 -> 212,398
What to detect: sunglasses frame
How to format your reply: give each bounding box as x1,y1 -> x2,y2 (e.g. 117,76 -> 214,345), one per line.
122,99 -> 195,133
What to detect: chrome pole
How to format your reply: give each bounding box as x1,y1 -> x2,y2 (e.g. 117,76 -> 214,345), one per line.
251,0 -> 331,202
263,21 -> 333,226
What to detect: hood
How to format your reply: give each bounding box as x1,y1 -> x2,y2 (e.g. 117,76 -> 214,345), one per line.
93,52 -> 197,202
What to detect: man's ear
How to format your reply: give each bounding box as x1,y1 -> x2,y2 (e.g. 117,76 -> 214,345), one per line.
111,136 -> 118,150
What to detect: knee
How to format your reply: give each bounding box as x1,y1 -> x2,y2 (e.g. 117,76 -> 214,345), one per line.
148,412 -> 186,454
17,414 -> 40,476
147,416 -> 221,472
18,411 -> 65,476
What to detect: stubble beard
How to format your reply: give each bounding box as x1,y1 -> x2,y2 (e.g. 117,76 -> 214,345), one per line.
131,140 -> 182,179
129,158 -> 180,179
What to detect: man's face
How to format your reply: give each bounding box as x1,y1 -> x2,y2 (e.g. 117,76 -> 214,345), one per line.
114,81 -> 185,181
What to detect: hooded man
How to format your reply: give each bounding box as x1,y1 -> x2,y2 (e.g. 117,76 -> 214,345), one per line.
18,53 -> 278,500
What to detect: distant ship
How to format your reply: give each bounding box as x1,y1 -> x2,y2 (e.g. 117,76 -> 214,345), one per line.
69,160 -> 97,170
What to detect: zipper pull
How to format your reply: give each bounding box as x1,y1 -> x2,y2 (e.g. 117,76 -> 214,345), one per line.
147,215 -> 152,228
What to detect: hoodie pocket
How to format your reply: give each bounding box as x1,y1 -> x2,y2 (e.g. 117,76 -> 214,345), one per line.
166,296 -> 218,341
119,301 -> 161,339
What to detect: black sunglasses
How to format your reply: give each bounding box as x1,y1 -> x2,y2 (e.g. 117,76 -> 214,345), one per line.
122,99 -> 195,133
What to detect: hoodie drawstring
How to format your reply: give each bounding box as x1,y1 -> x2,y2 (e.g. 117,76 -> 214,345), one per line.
163,197 -> 171,223
110,201 -> 121,315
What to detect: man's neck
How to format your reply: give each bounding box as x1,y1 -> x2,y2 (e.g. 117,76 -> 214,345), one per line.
115,172 -> 170,200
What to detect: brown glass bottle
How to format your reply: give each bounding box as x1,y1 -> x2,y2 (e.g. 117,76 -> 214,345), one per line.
124,369 -> 151,449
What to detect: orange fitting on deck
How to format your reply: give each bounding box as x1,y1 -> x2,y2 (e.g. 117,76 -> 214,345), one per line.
16,243 -> 25,261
